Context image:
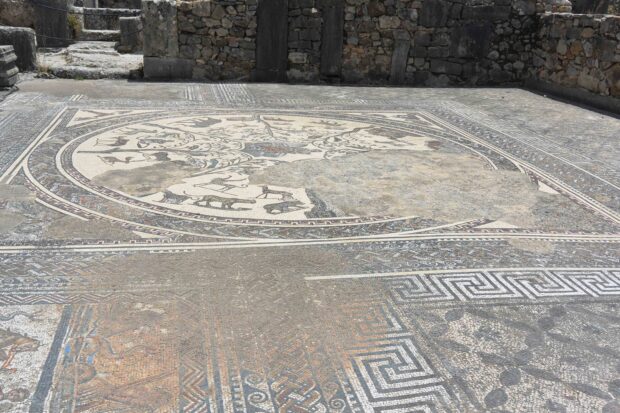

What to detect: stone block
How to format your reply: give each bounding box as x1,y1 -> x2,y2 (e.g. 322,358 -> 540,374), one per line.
0,26 -> 37,71
545,0 -> 572,12
450,23 -> 492,59
0,0 -> 35,28
428,46 -> 449,58
143,56 -> 193,79
0,44 -> 17,65
462,6 -> 511,21
117,16 -> 143,53
83,8 -> 119,30
0,45 -> 18,87
556,39 -> 567,55
513,0 -> 537,15
413,45 -> 428,57
142,0 -> 179,58
489,68 -> 513,83
414,32 -> 431,47
418,0 -> 448,28
367,0 -> 385,17
378,15 -> 400,29
599,40 -> 617,62
211,5 -> 226,20
430,59 -> 462,75
390,37 -> 410,85
84,8 -> 131,30
288,52 -> 307,64
0,67 -> 18,86
606,63 -> 620,96
191,1 -> 211,17
577,70 -> 600,92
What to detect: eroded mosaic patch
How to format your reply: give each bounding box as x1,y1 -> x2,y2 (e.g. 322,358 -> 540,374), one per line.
0,306 -> 64,413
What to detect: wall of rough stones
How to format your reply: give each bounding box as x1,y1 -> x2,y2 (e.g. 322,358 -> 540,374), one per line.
572,0 -> 620,14
177,0 -> 256,80
530,13 -> 620,97
340,0 -> 539,85
165,0 -> 542,84
144,0 -> 620,101
287,0 -> 322,81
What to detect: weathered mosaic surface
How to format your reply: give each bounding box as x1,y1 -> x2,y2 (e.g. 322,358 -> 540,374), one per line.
0,81 -> 619,412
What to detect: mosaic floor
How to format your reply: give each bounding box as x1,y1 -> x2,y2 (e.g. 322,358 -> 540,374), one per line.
0,80 -> 619,412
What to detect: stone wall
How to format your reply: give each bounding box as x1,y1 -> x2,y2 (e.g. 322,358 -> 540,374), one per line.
143,0 -> 620,99
150,0 -> 541,84
531,13 -> 620,97
340,0 -> 414,83
175,0 -> 327,81
177,0 -> 256,80
287,0 -> 322,81
83,8 -> 141,30
572,0 -> 620,14
339,0 -> 538,85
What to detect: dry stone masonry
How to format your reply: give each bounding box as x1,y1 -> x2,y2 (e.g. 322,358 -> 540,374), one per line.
287,0 -> 323,82
340,0 -> 539,85
0,0 -> 617,105
177,0 -> 257,80
531,13 -> 620,97
144,0 -> 547,85
140,0 -> 620,108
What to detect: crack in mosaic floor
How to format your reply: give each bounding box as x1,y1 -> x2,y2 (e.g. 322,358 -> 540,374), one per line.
0,81 -> 618,412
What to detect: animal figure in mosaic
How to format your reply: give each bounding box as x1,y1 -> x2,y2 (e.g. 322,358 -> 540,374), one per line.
196,175 -> 247,193
159,190 -> 194,205
172,118 -> 222,129
257,185 -> 293,200
242,141 -> 318,157
193,194 -> 256,210
98,155 -> 136,165
137,134 -> 183,149
264,200 -> 306,215
0,328 -> 40,372
142,151 -> 171,162
158,190 -> 256,211
95,137 -> 129,147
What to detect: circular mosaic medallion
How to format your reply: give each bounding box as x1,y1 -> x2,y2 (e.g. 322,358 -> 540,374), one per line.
65,114 -> 439,224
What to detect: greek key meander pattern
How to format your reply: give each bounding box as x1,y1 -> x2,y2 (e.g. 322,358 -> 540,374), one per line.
386,269 -> 620,303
